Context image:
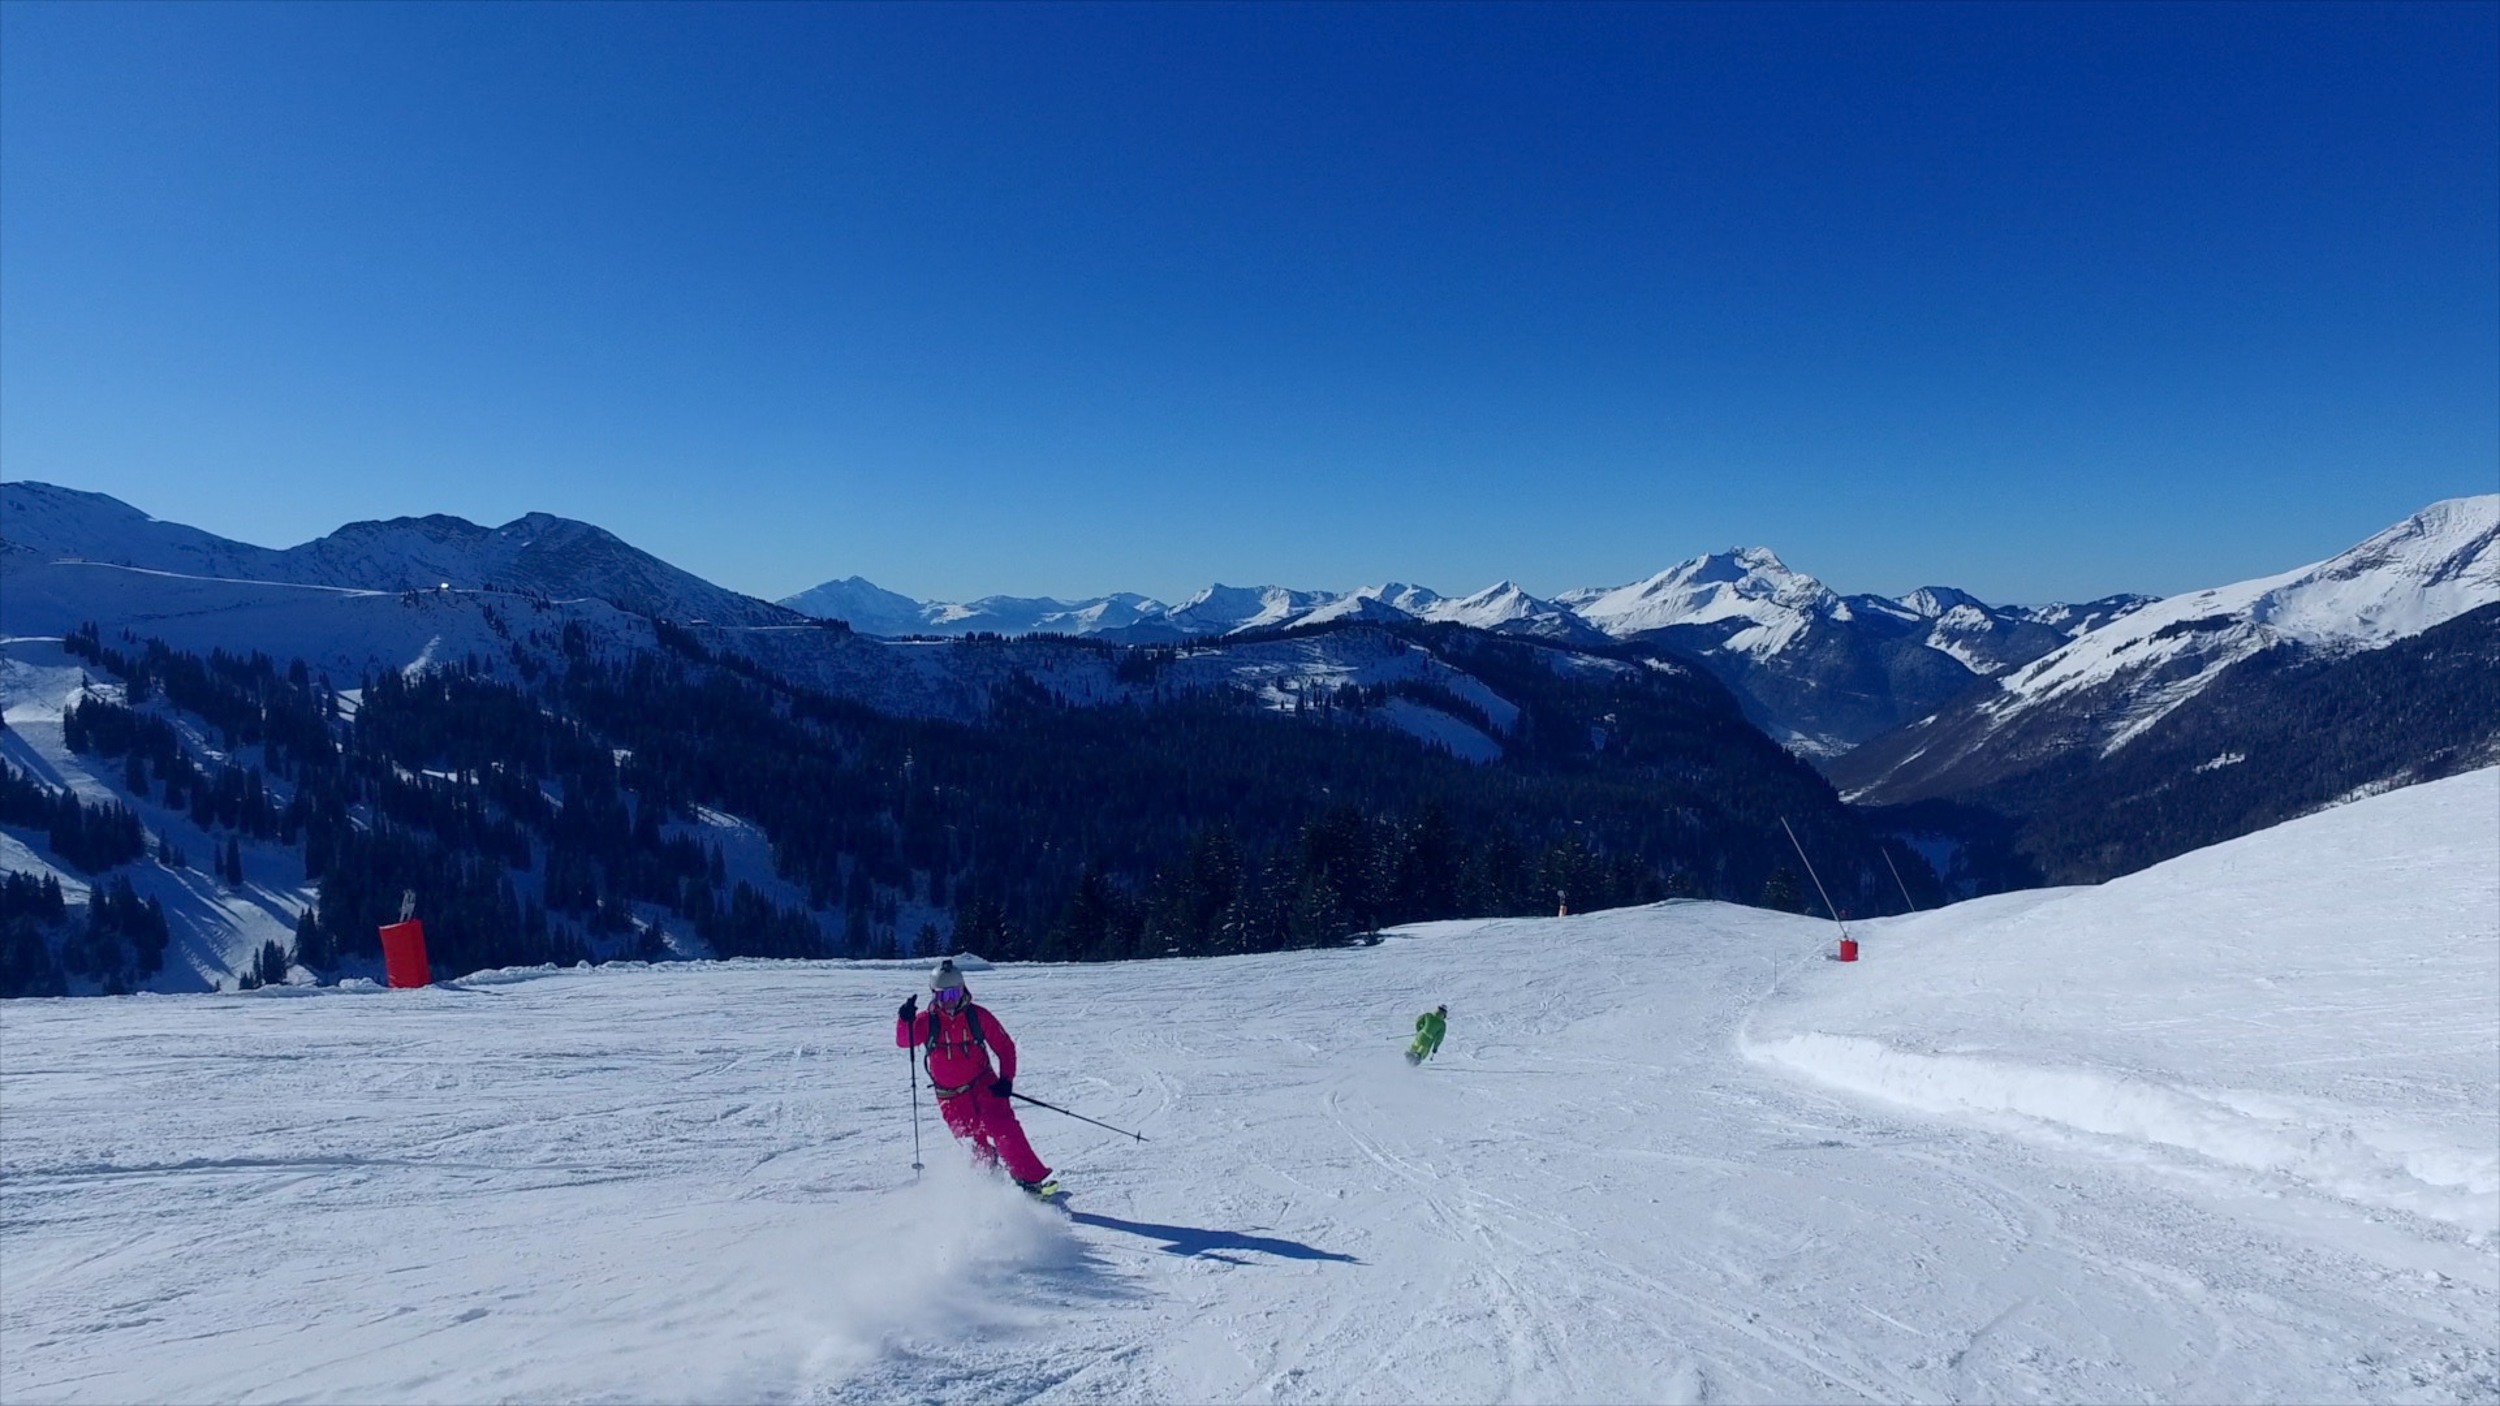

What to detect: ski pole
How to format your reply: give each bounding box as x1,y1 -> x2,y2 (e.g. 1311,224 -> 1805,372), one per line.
906,1035 -> 925,1177
1011,1091 -> 1145,1142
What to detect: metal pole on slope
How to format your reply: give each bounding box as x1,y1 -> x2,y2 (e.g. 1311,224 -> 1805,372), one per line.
1882,848 -> 1918,913
1780,817 -> 1856,962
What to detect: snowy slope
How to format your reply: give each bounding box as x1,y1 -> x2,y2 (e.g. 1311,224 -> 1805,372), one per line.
1842,495 -> 2500,801
278,512 -> 804,629
1752,766 -> 2500,1234
1885,587 -> 2152,678
1,482 -> 288,579
0,644 -> 309,990
4,771 -> 2492,1404
3,482 -> 802,630
0,559 -> 648,687
1988,495 -> 2497,741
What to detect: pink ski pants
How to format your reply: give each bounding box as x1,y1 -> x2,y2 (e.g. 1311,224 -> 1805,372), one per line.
937,1084 -> 1051,1184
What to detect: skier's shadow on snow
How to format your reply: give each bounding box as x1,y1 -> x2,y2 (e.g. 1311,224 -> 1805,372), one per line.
1066,1212 -> 1360,1266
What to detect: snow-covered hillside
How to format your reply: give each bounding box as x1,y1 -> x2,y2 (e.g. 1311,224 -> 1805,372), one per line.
5,770 -> 2491,1404
1842,494 -> 2500,803
0,559 -> 646,688
1,645 -> 308,988
1983,494 -> 2497,749
3,482 -> 801,630
0,623 -> 841,995
0,482 -> 287,580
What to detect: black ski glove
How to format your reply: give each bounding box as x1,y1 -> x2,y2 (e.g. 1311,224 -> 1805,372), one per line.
991,1077 -> 1013,1098
898,995 -> 917,1023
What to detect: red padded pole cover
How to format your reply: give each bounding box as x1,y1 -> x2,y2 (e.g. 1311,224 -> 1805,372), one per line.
379,920 -> 432,988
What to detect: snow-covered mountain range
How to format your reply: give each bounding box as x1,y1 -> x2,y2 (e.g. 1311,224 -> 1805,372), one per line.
1835,495 -> 2500,809
1555,547 -> 2152,754
13,479 -> 2490,776
8,478 -> 2148,758
777,576 -> 1612,645
782,549 -> 2138,661
784,548 -> 2151,754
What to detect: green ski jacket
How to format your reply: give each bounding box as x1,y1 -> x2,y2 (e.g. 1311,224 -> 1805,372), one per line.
1412,1009 -> 1447,1057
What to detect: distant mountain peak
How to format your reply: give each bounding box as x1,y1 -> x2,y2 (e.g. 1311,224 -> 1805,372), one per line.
1899,586 -> 1987,618
1455,580 -> 1526,605
1565,547 -> 1833,640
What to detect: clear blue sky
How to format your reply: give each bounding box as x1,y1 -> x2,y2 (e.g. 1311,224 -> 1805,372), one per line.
4,1 -> 2494,607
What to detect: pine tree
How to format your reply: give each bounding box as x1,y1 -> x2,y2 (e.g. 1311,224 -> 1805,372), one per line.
1759,866 -> 1805,914
294,904 -> 332,970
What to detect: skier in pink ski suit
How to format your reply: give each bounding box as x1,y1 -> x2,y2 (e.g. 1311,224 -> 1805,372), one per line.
896,960 -> 1054,1190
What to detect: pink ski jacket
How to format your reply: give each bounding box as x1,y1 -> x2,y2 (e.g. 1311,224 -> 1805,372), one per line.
897,1002 -> 1018,1095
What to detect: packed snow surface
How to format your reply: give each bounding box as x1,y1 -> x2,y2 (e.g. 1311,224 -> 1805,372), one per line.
4,772 -> 2494,1404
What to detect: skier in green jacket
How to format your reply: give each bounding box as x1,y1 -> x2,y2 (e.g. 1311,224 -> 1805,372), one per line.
1406,1004 -> 1448,1065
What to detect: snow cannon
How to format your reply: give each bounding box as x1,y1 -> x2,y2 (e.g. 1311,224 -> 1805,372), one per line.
380,920 -> 432,988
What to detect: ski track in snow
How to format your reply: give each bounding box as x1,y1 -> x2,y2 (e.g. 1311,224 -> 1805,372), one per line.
4,774 -> 2497,1403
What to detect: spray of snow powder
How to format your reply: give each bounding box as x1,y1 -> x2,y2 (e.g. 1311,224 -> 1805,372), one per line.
790,1154 -> 1091,1393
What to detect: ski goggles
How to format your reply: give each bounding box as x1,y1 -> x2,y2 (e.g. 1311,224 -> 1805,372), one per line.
932,986 -> 967,1003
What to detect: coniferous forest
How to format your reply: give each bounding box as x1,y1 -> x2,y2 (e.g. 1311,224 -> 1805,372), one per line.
0,615 -> 1937,994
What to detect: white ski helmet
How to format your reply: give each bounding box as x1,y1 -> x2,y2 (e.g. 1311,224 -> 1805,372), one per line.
929,959 -> 967,995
